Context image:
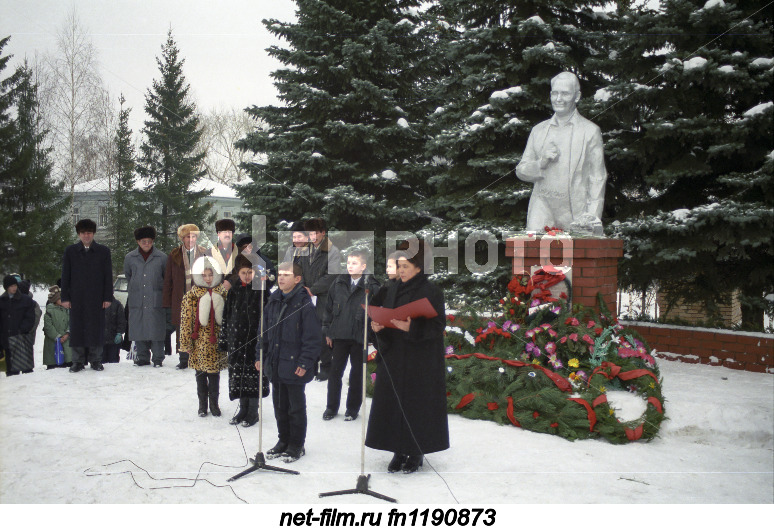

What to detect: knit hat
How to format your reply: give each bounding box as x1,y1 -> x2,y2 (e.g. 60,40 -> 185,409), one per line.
215,218 -> 236,233
304,217 -> 326,233
75,218 -> 97,233
48,285 -> 61,304
134,225 -> 157,240
177,224 -> 200,240
3,275 -> 19,290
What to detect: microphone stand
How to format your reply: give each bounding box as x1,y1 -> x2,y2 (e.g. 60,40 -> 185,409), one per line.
319,281 -> 396,502
229,269 -> 299,481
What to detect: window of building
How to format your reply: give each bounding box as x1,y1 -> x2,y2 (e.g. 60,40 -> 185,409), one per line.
99,206 -> 108,226
72,207 -> 80,224
222,211 -> 232,218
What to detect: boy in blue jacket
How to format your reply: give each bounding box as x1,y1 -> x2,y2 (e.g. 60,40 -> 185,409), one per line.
256,261 -> 321,462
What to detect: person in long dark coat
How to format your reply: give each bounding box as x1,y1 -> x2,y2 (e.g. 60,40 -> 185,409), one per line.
124,226 -> 168,367
301,218 -> 342,381
0,275 -> 36,376
219,254 -> 273,427
60,219 -> 113,372
366,242 -> 449,474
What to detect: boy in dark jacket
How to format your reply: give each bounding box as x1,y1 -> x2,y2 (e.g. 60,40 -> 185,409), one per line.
321,249 -> 380,421
257,261 -> 321,463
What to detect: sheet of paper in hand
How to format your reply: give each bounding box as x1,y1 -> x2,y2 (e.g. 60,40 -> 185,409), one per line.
364,298 -> 438,329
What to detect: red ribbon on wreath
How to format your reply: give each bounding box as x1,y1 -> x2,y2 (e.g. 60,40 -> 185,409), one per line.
506,397 -> 520,427
625,425 -> 644,441
647,396 -> 664,414
569,398 -> 597,431
455,393 -> 476,409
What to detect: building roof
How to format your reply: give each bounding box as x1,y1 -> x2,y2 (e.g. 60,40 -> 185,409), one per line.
71,177 -> 240,199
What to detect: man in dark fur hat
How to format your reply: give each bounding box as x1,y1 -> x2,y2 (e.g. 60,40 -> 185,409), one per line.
282,221 -> 311,266
302,218 -> 342,381
61,219 -> 113,372
124,226 -> 168,367
210,218 -> 237,290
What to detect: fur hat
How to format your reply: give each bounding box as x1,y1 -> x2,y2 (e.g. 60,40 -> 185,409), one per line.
215,218 -> 236,233
177,224 -> 200,240
191,256 -> 223,288
48,285 -> 61,304
3,275 -> 19,290
134,225 -> 157,240
235,233 -> 252,249
75,218 -> 97,233
304,217 -> 326,233
289,221 -> 306,234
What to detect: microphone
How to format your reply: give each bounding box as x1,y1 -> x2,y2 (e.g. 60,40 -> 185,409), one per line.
257,265 -> 275,281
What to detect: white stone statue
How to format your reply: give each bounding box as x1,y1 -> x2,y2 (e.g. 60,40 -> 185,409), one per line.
515,72 -> 607,235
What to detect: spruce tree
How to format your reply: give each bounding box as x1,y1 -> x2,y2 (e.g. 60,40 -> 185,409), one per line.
136,29 -> 211,252
0,61 -> 71,283
0,36 -> 20,267
237,0 -> 438,261
107,94 -> 140,270
590,0 -> 773,330
424,0 -> 614,303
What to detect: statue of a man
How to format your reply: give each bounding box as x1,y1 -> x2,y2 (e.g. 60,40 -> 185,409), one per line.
515,72 -> 607,234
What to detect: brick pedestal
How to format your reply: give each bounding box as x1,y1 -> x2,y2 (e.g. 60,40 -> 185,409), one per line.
505,236 -> 624,311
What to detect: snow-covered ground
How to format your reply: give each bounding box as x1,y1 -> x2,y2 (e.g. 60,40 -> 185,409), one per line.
1,289 -> 772,517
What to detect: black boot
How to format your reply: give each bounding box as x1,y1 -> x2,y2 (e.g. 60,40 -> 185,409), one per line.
387,453 -> 407,473
176,352 -> 189,370
240,397 -> 259,427
230,397 -> 249,425
402,455 -> 423,474
208,372 -> 221,417
196,371 -> 208,417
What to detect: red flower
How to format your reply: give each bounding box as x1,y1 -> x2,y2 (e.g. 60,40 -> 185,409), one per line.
499,299 -> 505,305
509,309 -> 515,315
560,292 -> 568,299
532,411 -> 539,418
582,334 -> 595,345
569,333 -> 578,342
595,327 -> 603,336
447,314 -> 455,322
550,422 -> 558,428
587,320 -> 596,329
487,402 -> 499,411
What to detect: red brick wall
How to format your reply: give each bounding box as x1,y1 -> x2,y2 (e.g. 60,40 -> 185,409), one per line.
506,236 -> 623,311
623,321 -> 774,374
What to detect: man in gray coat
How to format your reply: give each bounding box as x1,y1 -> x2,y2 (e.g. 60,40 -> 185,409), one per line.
124,226 -> 168,367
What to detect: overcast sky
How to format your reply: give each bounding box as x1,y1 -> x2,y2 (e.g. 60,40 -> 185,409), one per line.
0,0 -> 298,131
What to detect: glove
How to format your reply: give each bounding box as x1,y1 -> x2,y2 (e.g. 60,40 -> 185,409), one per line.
114,333 -> 123,344
165,308 -> 175,332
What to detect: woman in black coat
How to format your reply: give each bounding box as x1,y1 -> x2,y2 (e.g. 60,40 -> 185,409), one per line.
0,275 -> 36,375
366,244 -> 449,473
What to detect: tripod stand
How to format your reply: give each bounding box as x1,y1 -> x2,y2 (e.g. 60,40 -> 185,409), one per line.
319,283 -> 396,502
229,269 -> 299,481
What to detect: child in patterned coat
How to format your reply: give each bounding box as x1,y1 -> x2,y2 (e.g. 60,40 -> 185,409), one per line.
219,254 -> 274,427
179,256 -> 228,417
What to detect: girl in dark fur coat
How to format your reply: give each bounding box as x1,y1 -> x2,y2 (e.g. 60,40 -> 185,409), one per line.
219,255 -> 273,427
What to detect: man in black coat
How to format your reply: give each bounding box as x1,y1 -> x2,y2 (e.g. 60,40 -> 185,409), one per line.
61,219 -> 114,372
302,218 -> 342,381
257,261 -> 322,463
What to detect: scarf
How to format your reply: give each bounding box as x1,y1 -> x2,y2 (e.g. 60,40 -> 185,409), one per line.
182,246 -> 196,292
192,289 -> 217,344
